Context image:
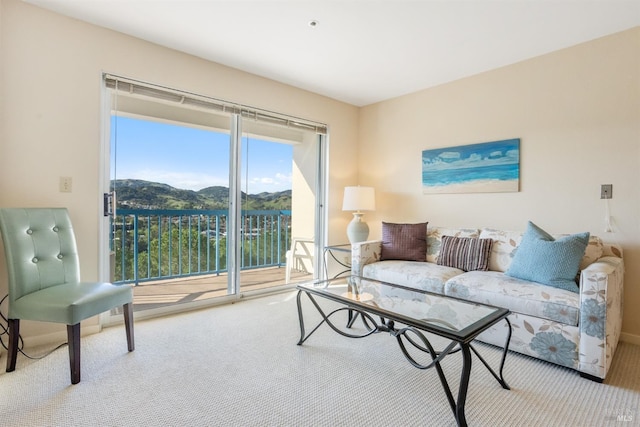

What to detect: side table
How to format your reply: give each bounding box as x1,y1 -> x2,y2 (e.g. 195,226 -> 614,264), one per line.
323,244 -> 351,279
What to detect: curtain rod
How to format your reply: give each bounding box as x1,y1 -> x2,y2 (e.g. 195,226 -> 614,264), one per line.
104,74 -> 328,135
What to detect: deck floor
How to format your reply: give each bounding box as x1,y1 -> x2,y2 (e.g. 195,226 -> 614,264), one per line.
132,267 -> 312,311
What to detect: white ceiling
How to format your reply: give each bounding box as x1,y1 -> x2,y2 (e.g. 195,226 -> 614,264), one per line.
23,0 -> 640,106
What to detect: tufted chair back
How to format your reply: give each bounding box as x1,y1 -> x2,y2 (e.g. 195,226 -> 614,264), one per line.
0,208 -> 80,315
0,207 -> 134,384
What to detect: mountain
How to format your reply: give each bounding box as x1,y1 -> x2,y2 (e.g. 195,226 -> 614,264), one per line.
112,179 -> 291,210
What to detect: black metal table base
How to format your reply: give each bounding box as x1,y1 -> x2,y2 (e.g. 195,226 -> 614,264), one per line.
296,290 -> 512,427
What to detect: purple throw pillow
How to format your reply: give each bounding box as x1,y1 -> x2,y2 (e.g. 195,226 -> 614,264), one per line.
381,222 -> 428,262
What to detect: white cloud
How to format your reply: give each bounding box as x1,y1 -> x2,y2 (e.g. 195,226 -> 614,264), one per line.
248,172 -> 292,193
438,151 -> 461,160
424,150 -> 519,171
123,169 -> 227,191
506,149 -> 519,159
120,169 -> 293,193
275,172 -> 292,183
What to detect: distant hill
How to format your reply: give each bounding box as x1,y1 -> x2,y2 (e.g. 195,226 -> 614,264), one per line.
112,179 -> 291,210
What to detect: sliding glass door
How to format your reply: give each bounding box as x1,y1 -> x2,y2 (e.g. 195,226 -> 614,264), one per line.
102,75 -> 325,317
238,126 -> 319,291
108,115 -> 234,310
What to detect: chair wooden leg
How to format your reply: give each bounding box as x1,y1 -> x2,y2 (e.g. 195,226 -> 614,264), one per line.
6,318 -> 19,372
123,302 -> 135,352
67,323 -> 81,384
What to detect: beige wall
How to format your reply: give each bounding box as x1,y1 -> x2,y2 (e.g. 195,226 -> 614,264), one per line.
1,0 -> 638,343
0,0 -> 358,341
359,28 -> 640,341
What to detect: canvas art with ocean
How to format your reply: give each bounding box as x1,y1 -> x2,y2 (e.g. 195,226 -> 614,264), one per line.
422,139 -> 520,194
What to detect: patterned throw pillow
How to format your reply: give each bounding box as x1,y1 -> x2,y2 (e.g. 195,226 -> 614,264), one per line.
436,235 -> 493,271
506,221 -> 589,293
380,222 -> 428,262
426,227 -> 481,263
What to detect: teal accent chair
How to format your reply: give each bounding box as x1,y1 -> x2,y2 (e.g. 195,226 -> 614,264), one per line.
0,208 -> 134,384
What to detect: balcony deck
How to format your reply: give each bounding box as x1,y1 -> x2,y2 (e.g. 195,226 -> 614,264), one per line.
132,266 -> 312,312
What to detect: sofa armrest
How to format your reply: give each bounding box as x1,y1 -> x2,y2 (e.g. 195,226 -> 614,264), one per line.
351,240 -> 382,276
578,256 -> 624,380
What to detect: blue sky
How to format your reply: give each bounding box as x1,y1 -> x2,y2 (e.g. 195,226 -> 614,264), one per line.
111,116 -> 293,193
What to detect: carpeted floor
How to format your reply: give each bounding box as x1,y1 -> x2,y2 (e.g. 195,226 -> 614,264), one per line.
1,290 -> 638,427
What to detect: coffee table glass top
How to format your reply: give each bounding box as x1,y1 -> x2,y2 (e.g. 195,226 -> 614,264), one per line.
297,275 -> 509,341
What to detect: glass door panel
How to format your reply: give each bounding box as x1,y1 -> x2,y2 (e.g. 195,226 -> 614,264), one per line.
109,103 -> 235,312
103,76 -> 325,319
239,127 -> 318,291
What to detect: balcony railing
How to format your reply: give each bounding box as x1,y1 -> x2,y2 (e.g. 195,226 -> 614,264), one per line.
112,209 -> 292,285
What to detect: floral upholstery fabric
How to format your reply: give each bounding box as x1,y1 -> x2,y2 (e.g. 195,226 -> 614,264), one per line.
351,226 -> 625,380
575,235 -> 604,270
363,260 -> 464,294
444,271 -> 580,325
477,313 -> 580,369
476,256 -> 624,377
602,242 -> 623,258
478,228 -> 522,272
578,256 -> 624,378
351,240 -> 382,277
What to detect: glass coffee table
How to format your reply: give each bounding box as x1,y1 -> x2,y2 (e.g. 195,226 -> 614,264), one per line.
296,275 -> 512,427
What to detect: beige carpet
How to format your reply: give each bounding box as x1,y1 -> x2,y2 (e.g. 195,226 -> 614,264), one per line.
1,290 -> 638,427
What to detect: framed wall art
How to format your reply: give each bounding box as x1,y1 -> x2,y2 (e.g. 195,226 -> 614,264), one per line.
422,138 -> 520,194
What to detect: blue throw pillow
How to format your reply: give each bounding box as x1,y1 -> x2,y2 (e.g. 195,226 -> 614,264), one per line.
506,221 -> 589,293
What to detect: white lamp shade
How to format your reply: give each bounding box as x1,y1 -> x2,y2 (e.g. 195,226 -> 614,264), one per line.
342,186 -> 375,212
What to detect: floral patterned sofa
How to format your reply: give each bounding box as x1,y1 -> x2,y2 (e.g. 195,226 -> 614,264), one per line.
351,224 -> 624,382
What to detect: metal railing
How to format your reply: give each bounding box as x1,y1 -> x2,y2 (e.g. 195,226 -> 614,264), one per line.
112,209 -> 292,285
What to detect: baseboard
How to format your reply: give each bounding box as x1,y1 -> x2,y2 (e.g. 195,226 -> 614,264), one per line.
12,324 -> 640,349
15,324 -> 102,349
620,332 -> 640,346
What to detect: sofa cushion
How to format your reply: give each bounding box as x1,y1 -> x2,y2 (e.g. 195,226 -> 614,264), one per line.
426,227 -> 480,263
478,228 -> 522,272
506,222 -> 589,293
437,236 -> 493,272
480,227 -> 604,274
602,242 -> 623,259
563,235 -> 603,270
362,260 -> 463,294
445,271 -> 580,326
381,222 -> 428,262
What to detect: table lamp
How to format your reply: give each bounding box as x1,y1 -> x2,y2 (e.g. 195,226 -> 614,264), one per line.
342,186 -> 375,244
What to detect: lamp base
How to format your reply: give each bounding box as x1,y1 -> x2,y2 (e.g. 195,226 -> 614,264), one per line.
347,213 -> 369,244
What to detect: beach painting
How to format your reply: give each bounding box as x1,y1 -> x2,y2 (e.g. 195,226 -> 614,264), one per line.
422,138 -> 520,194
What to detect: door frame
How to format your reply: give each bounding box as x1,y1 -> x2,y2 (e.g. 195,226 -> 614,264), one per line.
98,77 -> 328,324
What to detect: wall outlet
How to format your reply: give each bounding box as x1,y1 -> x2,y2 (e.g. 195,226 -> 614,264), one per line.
600,184 -> 612,199
59,176 -> 72,193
